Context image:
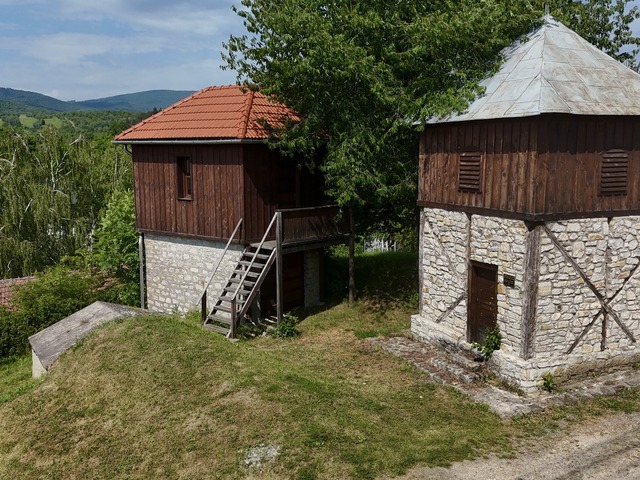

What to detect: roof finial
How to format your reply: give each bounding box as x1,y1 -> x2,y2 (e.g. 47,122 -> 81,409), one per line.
544,3 -> 550,17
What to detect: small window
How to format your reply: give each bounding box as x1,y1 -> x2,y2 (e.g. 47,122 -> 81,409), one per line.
177,156 -> 192,200
458,152 -> 482,193
600,150 -> 628,196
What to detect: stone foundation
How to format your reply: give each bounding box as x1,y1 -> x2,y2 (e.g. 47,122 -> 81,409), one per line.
414,207 -> 640,391
144,233 -> 243,314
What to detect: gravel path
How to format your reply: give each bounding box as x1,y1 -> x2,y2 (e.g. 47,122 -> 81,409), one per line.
394,412 -> 640,479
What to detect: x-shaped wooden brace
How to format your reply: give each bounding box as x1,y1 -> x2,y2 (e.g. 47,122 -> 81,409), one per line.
541,225 -> 638,354
423,214 -> 467,324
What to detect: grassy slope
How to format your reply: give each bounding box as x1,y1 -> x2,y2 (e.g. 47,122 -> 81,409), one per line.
0,252 -> 639,479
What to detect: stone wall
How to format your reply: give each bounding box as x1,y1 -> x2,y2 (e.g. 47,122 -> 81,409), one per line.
144,233 -> 243,314
418,209 -> 469,343
413,207 -> 640,390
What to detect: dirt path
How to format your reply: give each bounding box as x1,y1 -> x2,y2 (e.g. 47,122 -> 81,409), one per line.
394,412 -> 640,479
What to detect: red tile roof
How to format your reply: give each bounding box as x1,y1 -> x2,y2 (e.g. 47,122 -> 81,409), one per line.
0,276 -> 35,311
114,85 -> 297,142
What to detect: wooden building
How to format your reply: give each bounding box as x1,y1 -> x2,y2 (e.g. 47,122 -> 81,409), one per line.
413,17 -> 640,389
114,86 -> 349,335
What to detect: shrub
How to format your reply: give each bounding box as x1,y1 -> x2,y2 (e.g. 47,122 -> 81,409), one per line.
271,313 -> 301,338
472,325 -> 502,360
0,309 -> 30,359
92,189 -> 139,305
0,265 -> 104,360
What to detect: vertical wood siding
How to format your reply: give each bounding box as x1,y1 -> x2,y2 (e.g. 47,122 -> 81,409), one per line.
419,114 -> 640,219
133,144 -> 244,241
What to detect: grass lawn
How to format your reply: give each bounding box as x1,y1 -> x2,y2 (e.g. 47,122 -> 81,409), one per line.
1,251 -> 639,479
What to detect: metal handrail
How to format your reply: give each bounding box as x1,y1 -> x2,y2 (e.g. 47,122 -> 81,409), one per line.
232,212 -> 278,299
198,218 -> 243,306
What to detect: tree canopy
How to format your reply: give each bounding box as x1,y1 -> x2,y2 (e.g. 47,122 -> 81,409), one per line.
224,0 -> 640,236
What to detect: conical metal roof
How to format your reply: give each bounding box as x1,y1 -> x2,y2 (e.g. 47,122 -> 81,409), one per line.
432,16 -> 640,123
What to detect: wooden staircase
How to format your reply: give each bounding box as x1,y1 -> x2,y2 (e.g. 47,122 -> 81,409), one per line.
203,245 -> 276,337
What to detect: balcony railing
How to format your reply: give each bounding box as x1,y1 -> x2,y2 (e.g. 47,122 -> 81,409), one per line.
278,205 -> 350,246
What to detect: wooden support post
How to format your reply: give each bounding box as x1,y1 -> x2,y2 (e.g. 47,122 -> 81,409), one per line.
521,224 -> 541,360
230,298 -> 237,339
201,292 -> 207,324
276,211 -> 284,325
349,209 -> 355,307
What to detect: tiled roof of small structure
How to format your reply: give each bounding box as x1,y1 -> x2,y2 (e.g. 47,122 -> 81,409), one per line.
114,85 -> 297,142
431,16 -> 640,123
0,276 -> 35,311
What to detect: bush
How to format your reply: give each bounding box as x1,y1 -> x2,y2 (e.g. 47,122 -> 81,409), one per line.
92,189 -> 139,305
0,265 -> 104,360
271,313 -> 301,338
12,265 -> 102,329
0,309 -> 30,359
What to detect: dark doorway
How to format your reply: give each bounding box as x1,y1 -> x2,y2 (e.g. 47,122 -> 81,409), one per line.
468,262 -> 498,344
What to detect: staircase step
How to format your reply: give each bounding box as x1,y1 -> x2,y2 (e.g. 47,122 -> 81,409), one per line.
238,260 -> 267,268
205,314 -> 232,326
223,286 -> 252,296
213,304 -> 238,314
228,277 -> 257,286
230,270 -> 260,279
243,252 -> 271,261
203,323 -> 230,335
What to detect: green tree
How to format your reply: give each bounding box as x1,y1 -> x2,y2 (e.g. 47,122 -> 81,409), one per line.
0,126 -> 131,278
225,0 -> 639,235
92,189 -> 139,305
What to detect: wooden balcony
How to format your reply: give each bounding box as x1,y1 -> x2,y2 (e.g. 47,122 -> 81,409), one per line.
252,205 -> 351,252
280,205 -> 349,246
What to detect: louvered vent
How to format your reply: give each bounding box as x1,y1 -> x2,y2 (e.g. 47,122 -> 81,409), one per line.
458,152 -> 482,193
600,150 -> 628,196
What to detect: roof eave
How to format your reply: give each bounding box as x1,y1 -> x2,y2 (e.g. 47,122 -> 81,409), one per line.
111,138 -> 267,146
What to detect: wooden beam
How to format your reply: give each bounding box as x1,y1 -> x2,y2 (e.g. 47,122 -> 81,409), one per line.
276,211 -> 284,324
348,209 -> 355,306
521,224 -> 541,360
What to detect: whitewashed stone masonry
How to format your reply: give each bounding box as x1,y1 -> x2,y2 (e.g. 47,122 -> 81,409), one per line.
413,208 -> 640,391
144,233 -> 243,314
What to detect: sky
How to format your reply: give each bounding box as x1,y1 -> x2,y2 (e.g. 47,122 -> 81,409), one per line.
0,0 -> 243,101
2,1 -> 640,102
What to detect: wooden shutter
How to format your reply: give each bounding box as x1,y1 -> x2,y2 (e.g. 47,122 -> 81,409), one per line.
600,150 -> 628,196
458,152 -> 482,193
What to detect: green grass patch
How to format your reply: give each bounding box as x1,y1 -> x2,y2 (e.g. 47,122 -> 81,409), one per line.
18,114 -> 38,128
0,252 -> 639,478
0,355 -> 39,405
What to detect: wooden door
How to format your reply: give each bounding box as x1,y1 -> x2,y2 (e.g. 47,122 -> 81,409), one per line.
468,262 -> 498,344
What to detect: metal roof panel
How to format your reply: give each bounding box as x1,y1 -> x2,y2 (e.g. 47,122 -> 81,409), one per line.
428,16 -> 640,123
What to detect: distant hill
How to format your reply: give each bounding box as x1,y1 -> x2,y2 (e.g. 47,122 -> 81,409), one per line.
75,90 -> 194,112
0,88 -> 195,113
0,88 -> 85,112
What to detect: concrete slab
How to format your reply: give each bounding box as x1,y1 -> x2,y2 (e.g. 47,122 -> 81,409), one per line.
28,301 -> 143,378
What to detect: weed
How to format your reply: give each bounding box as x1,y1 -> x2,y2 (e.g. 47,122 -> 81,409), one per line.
271,313 -> 301,338
472,325 -> 502,360
541,372 -> 557,392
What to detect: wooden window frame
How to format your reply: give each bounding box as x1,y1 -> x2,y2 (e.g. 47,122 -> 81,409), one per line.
177,156 -> 192,200
599,149 -> 628,197
458,151 -> 482,193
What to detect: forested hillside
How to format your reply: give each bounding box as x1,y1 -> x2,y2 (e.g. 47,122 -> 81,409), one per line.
0,87 -> 194,114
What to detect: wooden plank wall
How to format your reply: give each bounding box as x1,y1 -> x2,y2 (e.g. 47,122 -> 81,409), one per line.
243,145 -> 279,243
418,114 -> 640,219
133,144 -> 244,240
